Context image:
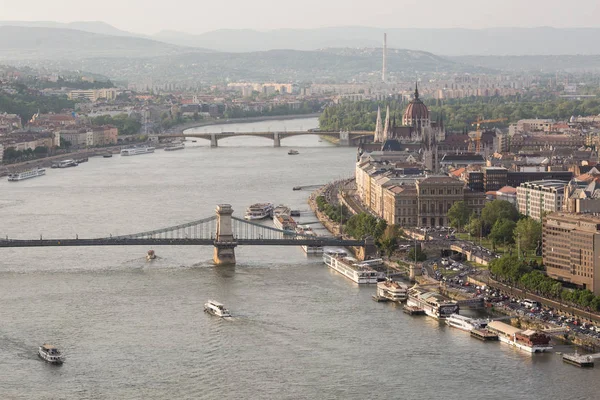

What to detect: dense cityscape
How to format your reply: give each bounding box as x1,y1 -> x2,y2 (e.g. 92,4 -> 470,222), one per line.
4,3 -> 600,398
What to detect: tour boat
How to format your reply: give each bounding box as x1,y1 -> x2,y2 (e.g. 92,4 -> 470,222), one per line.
487,321 -> 553,353
273,214 -> 297,232
406,285 -> 459,320
377,279 -> 408,302
322,252 -> 379,284
244,203 -> 274,220
38,344 -> 64,364
7,167 -> 46,182
288,149 -> 299,155
445,314 -> 488,332
58,159 -> 78,168
164,142 -> 185,151
120,145 -> 155,156
272,205 -> 291,218
296,225 -> 323,254
204,300 -> 232,318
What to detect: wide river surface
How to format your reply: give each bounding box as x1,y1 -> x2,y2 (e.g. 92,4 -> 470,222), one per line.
1,117 -> 598,399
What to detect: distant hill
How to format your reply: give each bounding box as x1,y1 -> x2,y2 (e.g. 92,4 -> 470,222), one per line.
0,26 -> 210,59
47,48 -> 487,84
0,20 -> 138,37
450,55 -> 600,72
153,26 -> 600,56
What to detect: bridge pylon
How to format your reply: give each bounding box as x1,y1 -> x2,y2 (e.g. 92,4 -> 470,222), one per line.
210,133 -> 218,147
273,132 -> 281,147
214,204 -> 237,265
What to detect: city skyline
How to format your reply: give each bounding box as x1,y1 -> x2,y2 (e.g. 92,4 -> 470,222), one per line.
1,0 -> 599,35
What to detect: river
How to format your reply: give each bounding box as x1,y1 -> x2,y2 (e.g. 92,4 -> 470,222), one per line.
0,117 -> 598,399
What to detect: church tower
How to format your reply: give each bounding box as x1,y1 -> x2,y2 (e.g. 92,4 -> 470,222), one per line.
374,106 -> 383,142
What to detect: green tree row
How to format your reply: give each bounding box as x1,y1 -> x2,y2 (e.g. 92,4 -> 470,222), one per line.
490,255 -> 600,312
0,91 -> 75,123
315,196 -> 351,223
224,101 -> 322,119
318,96 -> 600,132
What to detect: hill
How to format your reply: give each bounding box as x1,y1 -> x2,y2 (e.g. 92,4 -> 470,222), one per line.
0,26 -> 209,59
153,26 -> 600,56
450,55 -> 600,72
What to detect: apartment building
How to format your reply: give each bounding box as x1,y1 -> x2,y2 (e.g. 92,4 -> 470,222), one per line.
517,180 -> 566,221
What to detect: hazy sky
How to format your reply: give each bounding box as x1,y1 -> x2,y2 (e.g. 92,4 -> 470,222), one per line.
1,0 -> 599,34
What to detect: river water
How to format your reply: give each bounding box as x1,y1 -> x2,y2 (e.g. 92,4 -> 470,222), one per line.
0,117 -> 598,399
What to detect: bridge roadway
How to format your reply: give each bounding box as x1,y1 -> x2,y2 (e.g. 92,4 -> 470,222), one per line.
0,238 -> 367,248
158,130 -> 374,147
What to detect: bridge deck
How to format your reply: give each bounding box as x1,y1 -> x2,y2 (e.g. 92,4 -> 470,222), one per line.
0,238 -> 366,247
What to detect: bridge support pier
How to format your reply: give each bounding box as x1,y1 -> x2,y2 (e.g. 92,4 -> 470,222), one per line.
214,204 -> 237,265
339,131 -> 351,146
273,132 -> 280,147
210,133 -> 218,147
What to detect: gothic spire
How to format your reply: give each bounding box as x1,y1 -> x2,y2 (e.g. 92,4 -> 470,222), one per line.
375,106 -> 383,142
414,81 -> 419,99
382,105 -> 391,142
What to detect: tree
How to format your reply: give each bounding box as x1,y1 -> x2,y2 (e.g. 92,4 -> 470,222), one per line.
466,216 -> 484,238
481,200 -> 519,231
407,246 -> 427,262
447,201 -> 470,231
60,138 -> 72,149
514,218 -> 542,252
489,218 -> 516,246
378,225 -> 401,257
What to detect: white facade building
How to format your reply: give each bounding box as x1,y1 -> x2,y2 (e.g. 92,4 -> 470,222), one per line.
517,180 -> 566,221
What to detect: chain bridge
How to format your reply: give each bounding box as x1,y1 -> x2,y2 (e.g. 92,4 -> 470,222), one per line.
0,204 -> 375,265
158,130 -> 374,147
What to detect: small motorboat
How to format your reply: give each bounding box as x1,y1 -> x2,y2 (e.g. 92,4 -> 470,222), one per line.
103,153 -> 113,158
204,300 -> 232,318
288,149 -> 299,155
146,250 -> 156,261
38,344 -> 64,364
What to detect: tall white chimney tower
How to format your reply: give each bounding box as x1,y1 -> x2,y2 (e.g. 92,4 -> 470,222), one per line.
382,33 -> 387,83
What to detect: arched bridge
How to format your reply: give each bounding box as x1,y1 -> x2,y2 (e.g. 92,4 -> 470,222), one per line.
0,204 -> 376,265
159,130 -> 374,147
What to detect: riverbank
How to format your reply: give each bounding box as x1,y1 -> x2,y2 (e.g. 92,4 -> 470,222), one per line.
169,113 -> 321,134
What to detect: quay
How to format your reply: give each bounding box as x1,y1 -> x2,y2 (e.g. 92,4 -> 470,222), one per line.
562,352 -> 595,368
471,329 -> 499,341
372,295 -> 389,303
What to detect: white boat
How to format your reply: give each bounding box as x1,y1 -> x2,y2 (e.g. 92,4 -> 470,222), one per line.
296,225 -> 323,254
487,321 -> 553,353
7,167 -> 46,181
38,344 -> 64,364
445,314 -> 488,332
244,203 -> 274,220
120,145 -> 155,156
58,159 -> 78,168
272,205 -> 291,218
322,252 -> 379,284
164,142 -> 185,151
288,149 -> 299,155
406,285 -> 459,320
204,300 -> 232,318
377,279 -> 408,302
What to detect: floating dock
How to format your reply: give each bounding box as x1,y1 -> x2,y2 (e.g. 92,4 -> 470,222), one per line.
562,352 -> 595,368
372,295 -> 389,303
403,305 -> 425,316
471,328 -> 499,341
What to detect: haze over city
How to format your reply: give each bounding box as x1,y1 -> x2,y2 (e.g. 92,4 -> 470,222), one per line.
2,0 -> 600,34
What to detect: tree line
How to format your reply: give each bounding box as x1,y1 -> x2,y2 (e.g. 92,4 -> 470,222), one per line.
318,96 -> 600,133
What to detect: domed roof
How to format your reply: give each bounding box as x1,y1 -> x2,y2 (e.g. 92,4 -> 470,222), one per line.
404,83 -> 429,121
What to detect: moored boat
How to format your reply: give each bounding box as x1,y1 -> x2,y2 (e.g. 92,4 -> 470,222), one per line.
38,344 -> 64,364
296,225 -> 323,254
244,203 -> 274,220
8,167 -> 46,182
322,252 -> 378,284
272,205 -> 291,218
563,351 -> 594,368
445,314 -> 488,332
406,285 -> 459,320
377,279 -> 408,302
58,159 -> 78,168
204,300 -> 232,318
487,321 -> 553,353
103,153 -> 113,158
274,214 -> 297,232
165,142 -> 185,151
120,145 -> 155,156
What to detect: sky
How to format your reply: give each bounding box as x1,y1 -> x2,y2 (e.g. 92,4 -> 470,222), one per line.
1,0 -> 599,35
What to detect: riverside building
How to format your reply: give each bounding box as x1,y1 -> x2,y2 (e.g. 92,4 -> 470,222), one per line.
543,212 -> 600,295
